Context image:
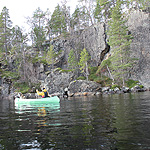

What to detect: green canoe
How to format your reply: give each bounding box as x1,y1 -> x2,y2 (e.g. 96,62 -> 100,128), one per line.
15,96 -> 60,112
15,96 -> 60,105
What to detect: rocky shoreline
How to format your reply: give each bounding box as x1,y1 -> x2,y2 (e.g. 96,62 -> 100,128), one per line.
53,81 -> 148,97
3,80 -> 148,100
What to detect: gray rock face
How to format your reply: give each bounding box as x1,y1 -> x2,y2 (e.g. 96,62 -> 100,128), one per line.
68,80 -> 101,94
41,69 -> 75,95
81,23 -> 106,66
127,9 -> 150,88
19,61 -> 47,83
0,78 -> 11,98
52,22 -> 106,67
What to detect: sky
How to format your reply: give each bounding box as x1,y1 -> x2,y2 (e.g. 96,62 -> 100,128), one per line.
0,0 -> 78,32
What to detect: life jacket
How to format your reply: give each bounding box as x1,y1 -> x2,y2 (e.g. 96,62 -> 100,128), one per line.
42,89 -> 48,98
44,91 -> 48,98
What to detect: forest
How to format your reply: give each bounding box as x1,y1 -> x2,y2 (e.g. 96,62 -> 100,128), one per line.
0,0 -> 149,95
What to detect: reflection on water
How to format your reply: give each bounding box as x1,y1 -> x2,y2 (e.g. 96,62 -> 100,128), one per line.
0,92 -> 150,149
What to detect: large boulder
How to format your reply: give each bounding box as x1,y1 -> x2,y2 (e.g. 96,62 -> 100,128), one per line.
68,80 -> 102,95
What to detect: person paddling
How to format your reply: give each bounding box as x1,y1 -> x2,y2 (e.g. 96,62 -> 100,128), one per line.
36,88 -> 49,98
63,87 -> 69,98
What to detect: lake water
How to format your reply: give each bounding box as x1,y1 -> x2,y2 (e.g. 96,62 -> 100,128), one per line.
0,92 -> 150,150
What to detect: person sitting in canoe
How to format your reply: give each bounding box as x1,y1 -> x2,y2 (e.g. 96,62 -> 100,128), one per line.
15,92 -> 25,99
36,88 -> 50,98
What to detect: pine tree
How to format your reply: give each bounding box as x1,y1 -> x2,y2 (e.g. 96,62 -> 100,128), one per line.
78,0 -> 95,25
128,0 -> 150,10
94,0 -> 112,23
0,6 -> 12,53
27,7 -> 46,50
68,49 -> 78,70
71,7 -> 81,30
50,4 -> 67,36
46,45 -> 56,69
61,1 -> 70,34
94,0 -> 102,22
107,0 -> 134,86
0,13 -> 4,57
11,25 -> 28,47
79,48 -> 90,80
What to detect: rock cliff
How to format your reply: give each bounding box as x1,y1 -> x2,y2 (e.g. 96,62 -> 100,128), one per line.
127,9 -> 150,88
0,9 -> 149,98
47,9 -> 150,89
49,22 -> 107,68
40,9 -> 150,96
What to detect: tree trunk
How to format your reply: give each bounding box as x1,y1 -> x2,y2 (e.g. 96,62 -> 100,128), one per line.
106,65 -> 114,83
85,61 -> 89,81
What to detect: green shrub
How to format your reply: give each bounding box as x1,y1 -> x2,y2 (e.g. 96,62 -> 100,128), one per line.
89,67 -> 98,81
94,75 -> 112,87
111,84 -> 120,90
88,66 -> 113,86
2,71 -> 20,80
60,69 -> 73,73
40,58 -> 47,64
13,82 -> 41,94
54,67 -> 73,73
125,79 -> 139,88
14,82 -> 30,94
54,67 -> 62,72
89,74 -> 98,81
31,56 -> 39,64
138,85 -> 144,88
27,54 -> 47,65
77,76 -> 86,80
89,66 -> 98,74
